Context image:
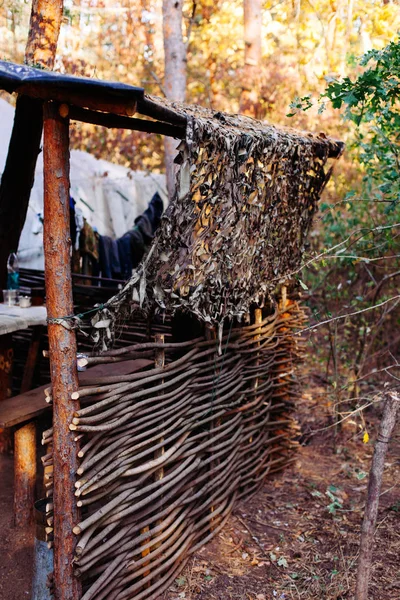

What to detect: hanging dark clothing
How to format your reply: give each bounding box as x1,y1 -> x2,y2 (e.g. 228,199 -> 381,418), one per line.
69,197 -> 77,248
99,235 -> 121,279
125,191 -> 164,268
117,235 -> 133,279
126,227 -> 146,269
137,191 -> 163,236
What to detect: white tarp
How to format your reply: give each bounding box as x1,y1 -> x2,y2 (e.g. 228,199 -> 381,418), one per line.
0,98 -> 167,270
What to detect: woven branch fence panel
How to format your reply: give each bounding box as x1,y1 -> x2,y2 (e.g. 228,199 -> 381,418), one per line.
42,295 -> 305,600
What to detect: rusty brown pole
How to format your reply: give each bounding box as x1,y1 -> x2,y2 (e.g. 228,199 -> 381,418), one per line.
43,101 -> 82,600
14,421 -> 36,527
12,327 -> 43,528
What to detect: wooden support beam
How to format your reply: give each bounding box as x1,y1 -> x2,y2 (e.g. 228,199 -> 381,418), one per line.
13,325 -> 43,522
14,421 -> 36,527
137,97 -> 187,127
20,325 -> 43,393
68,105 -> 186,139
0,333 -> 13,453
43,101 -> 81,600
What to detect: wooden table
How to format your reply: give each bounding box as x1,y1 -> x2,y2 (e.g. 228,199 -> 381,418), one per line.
0,304 -> 47,335
0,304 -> 47,398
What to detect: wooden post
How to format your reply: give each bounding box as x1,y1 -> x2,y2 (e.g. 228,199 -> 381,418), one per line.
154,333 -> 165,484
153,334 -> 165,551
0,333 -> 13,453
140,333 -> 165,582
20,325 -> 43,393
14,421 -> 36,527
355,391 -> 399,600
205,325 -> 217,531
43,101 -> 82,600
250,308 -> 262,444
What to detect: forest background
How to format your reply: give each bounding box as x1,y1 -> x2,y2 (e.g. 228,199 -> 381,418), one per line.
1,0 -> 400,423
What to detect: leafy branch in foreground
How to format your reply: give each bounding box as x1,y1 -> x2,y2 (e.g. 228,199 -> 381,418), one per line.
290,39 -> 400,230
289,39 -> 400,432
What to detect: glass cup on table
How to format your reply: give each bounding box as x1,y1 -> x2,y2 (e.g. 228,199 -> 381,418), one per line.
2,289 -> 19,306
19,296 -> 32,308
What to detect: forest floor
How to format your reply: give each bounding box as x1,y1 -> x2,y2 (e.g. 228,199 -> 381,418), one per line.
0,363 -> 399,600
163,369 -> 400,600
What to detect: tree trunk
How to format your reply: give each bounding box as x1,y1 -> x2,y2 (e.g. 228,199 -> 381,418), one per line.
0,0 -> 64,290
162,0 -> 187,200
355,391 -> 399,600
240,0 -> 262,117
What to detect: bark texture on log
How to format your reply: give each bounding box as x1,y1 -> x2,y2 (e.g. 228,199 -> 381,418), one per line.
25,0 -> 64,69
14,422 -> 36,527
355,391 -> 399,600
0,0 -> 64,290
43,102 -> 82,600
162,0 -> 187,200
240,0 -> 262,117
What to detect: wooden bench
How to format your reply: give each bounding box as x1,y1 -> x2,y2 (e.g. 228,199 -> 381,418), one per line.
0,358 -> 152,527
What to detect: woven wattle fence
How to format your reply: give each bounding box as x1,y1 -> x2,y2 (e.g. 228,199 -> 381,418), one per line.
42,294 -> 305,600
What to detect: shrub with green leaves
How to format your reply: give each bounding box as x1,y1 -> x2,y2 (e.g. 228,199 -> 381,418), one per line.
289,38 -> 400,399
290,39 -> 400,258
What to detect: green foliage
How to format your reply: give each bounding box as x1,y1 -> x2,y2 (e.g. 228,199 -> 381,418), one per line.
295,39 -> 400,256
294,39 -> 400,421
326,42 -> 400,224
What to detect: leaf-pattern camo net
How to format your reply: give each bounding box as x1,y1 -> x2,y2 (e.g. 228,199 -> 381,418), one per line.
93,96 -> 343,345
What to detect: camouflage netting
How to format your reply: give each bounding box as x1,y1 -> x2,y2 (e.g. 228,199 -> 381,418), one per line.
92,97 -> 343,343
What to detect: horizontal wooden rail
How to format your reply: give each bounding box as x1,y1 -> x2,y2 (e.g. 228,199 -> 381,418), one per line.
68,105 -> 186,139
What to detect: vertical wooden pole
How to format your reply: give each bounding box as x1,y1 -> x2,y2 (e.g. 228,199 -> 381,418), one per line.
249,308 -> 262,444
153,334 -> 165,550
14,421 -> 36,527
355,391 -> 399,600
141,333 -> 165,583
43,101 -> 81,600
205,325 -> 217,531
154,333 -> 165,483
0,333 -> 13,401
0,333 -> 13,452
14,324 -> 43,525
20,325 -> 43,393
